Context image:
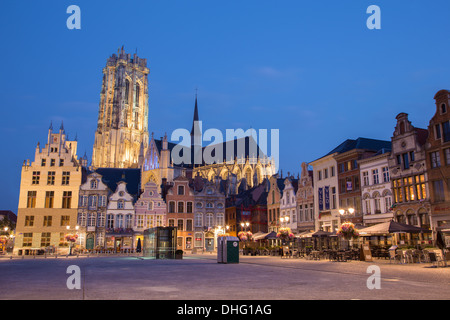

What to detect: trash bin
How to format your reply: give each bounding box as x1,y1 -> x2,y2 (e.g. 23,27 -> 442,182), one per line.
217,236 -> 239,264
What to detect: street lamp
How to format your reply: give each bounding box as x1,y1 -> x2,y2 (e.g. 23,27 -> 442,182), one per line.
240,221 -> 250,231
339,208 -> 355,216
280,215 -> 290,227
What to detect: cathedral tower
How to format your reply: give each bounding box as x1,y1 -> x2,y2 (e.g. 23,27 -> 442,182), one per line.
92,47 -> 149,168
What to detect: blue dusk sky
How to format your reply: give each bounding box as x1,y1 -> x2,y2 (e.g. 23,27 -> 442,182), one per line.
1,1 -> 450,213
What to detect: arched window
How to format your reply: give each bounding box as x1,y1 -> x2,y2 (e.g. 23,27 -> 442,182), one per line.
125,79 -> 130,104
442,103 -> 447,114
135,84 -> 140,106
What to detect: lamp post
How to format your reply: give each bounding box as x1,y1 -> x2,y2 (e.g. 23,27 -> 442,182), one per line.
339,208 -> 355,223
280,215 -> 290,227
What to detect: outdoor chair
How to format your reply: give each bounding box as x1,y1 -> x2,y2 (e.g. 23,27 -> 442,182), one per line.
389,250 -> 402,264
428,251 -> 446,267
292,249 -> 299,258
422,250 -> 431,263
404,250 -> 414,263
434,251 -> 447,267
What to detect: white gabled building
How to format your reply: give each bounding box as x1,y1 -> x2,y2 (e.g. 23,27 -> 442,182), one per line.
359,151 -> 394,226
279,176 -> 299,233
310,153 -> 340,232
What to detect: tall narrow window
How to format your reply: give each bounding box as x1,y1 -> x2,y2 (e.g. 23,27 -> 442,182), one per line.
45,191 -> 54,208
382,167 -> 390,183
27,191 -> 37,208
443,121 -> 450,142
62,191 -> 72,209
431,151 -> 441,168
372,169 -> 379,184
436,124 -> 442,139
125,79 -> 130,104
135,84 -> 140,108
433,180 -> 445,202
178,201 -> 184,213
402,153 -> 410,169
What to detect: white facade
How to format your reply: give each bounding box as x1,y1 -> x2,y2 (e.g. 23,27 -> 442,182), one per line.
310,153 -> 340,232
359,152 -> 394,225
279,178 -> 298,232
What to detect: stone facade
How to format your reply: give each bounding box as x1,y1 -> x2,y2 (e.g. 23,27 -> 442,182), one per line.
359,152 -> 394,226
296,162 -> 315,233
14,123 -> 84,255
388,113 -> 432,243
279,176 -> 298,232
426,89 -> 450,233
134,180 -> 167,247
77,172 -> 109,250
267,175 -> 284,232
92,47 -> 149,169
192,175 -> 226,251
311,153 -> 340,232
165,176 -> 195,251
105,181 -> 136,251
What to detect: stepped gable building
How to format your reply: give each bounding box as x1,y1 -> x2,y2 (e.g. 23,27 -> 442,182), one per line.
165,175 -> 195,252
92,47 -> 150,169
14,123 -> 86,255
191,174 -> 226,252
296,162 -> 315,234
77,172 -> 110,250
267,174 -> 285,232
425,89 -> 450,234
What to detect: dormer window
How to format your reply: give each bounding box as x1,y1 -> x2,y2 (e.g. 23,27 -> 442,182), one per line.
117,199 -> 125,209
90,179 -> 98,189
441,103 -> 447,114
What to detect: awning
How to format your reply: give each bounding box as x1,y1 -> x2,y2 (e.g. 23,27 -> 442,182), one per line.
312,230 -> 334,237
253,231 -> 278,240
358,220 -> 429,236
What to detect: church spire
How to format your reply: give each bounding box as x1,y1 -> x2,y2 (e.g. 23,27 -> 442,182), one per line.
190,92 -> 199,135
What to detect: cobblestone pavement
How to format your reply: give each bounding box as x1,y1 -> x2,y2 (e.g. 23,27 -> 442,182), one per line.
0,253 -> 449,300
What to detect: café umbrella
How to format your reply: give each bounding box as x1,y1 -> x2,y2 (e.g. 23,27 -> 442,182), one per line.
358,220 -> 428,236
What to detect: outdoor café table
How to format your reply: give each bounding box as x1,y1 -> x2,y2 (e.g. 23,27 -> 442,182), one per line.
310,250 -> 320,260
336,251 -> 347,262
